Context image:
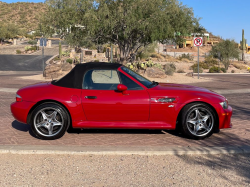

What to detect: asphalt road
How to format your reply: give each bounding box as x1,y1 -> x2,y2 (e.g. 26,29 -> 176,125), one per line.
0,55 -> 52,71
192,73 -> 250,90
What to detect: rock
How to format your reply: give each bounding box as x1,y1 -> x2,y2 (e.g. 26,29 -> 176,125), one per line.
186,72 -> 193,77
61,63 -> 72,71
44,64 -> 62,76
145,67 -> 167,78
45,72 -> 62,79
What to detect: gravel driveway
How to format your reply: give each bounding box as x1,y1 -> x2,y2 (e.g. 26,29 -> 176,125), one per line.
0,153 -> 249,186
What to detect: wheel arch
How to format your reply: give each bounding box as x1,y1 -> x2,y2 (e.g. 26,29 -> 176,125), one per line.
27,99 -> 72,127
175,101 -> 219,132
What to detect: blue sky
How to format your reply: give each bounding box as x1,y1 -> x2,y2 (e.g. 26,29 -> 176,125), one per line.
180,0 -> 249,43
2,0 -> 249,43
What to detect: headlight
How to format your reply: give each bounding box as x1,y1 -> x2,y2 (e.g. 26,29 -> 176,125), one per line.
220,100 -> 228,109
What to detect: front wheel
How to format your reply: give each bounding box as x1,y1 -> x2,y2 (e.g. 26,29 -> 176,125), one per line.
181,103 -> 217,140
30,103 -> 69,140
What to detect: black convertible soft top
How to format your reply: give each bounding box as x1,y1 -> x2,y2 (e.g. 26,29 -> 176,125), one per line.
52,62 -> 122,89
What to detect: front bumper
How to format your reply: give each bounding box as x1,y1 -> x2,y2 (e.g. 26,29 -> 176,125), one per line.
217,105 -> 233,129
10,101 -> 35,124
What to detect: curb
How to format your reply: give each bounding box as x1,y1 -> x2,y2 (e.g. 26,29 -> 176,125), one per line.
45,54 -> 58,65
0,145 -> 249,156
195,73 -> 250,75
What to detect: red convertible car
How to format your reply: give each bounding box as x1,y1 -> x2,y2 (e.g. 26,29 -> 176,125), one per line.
11,62 -> 232,140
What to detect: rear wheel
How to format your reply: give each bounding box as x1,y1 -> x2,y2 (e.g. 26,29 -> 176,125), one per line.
181,103 -> 216,140
31,103 -> 69,140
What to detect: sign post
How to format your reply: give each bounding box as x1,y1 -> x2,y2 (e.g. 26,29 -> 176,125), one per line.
194,37 -> 203,79
40,37 -> 47,77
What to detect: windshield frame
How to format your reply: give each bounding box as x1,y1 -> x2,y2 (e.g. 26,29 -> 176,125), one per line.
119,66 -> 157,88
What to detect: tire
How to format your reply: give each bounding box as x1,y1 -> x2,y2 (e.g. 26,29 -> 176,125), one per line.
180,103 -> 217,140
30,103 -> 70,140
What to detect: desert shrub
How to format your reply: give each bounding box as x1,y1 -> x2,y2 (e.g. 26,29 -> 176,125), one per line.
204,56 -> 218,66
94,59 -> 99,62
16,50 -> 21,54
169,63 -> 176,71
164,64 -> 175,76
231,70 -> 235,73
191,62 -> 209,70
28,40 -> 37,45
179,53 -> 194,61
193,67 -> 203,73
29,46 -> 37,51
232,62 -> 247,70
150,53 -> 164,60
66,58 -> 73,64
220,68 -> 226,73
53,56 -> 60,61
209,66 -> 220,73
62,50 -> 70,57
177,69 -> 185,73
209,66 -> 226,73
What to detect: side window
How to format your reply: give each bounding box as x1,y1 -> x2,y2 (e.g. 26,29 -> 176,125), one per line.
118,72 -> 143,90
83,69 -> 120,90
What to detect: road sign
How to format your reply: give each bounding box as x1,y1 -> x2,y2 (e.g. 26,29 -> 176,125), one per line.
193,37 -> 203,79
40,37 -> 47,47
194,37 -> 203,47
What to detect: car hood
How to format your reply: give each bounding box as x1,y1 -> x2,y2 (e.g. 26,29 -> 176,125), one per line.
156,83 -> 207,91
154,83 -> 224,98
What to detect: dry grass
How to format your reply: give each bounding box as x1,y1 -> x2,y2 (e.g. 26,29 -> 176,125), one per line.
231,62 -> 248,70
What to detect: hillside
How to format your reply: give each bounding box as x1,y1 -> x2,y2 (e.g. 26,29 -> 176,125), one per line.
0,1 -> 47,32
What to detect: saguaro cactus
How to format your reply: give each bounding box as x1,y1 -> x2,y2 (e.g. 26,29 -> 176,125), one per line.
241,29 -> 246,61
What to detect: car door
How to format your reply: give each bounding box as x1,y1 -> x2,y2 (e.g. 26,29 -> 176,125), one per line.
81,69 -> 150,121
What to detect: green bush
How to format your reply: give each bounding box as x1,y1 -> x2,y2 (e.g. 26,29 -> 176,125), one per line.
16,50 -> 21,54
94,59 -> 99,62
28,40 -> 37,45
209,66 -> 219,73
209,66 -> 226,73
193,67 -> 203,73
191,62 -> 209,70
231,70 -> 235,73
204,56 -> 218,66
29,46 -> 37,51
221,68 -> 226,73
66,58 -> 73,64
179,53 -> 194,61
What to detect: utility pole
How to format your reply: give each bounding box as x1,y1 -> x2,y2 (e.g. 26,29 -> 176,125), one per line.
40,36 -> 47,77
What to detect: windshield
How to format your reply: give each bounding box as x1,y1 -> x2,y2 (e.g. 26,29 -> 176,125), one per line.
120,66 -> 157,88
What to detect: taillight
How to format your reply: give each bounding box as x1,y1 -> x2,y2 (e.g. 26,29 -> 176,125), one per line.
16,94 -> 22,102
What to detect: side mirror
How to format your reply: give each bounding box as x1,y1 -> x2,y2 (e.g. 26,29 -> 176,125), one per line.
117,84 -> 128,95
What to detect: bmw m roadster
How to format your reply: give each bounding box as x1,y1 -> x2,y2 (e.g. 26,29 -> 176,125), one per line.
11,62 -> 232,140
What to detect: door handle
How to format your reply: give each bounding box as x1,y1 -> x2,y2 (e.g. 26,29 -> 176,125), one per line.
85,96 -> 97,99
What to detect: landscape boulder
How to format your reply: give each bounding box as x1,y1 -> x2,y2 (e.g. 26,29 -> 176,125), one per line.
44,64 -> 62,79
145,67 -> 167,78
61,63 -> 72,71
186,72 -> 193,77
